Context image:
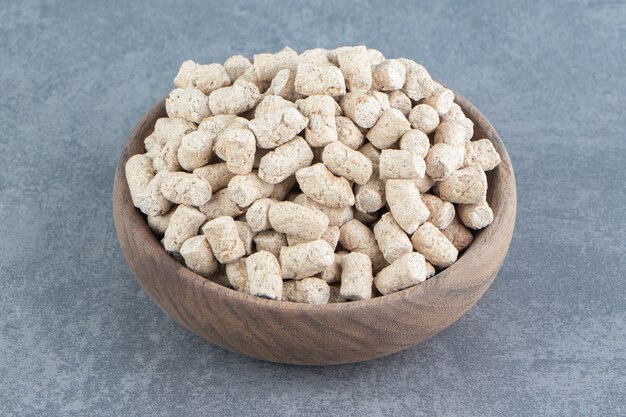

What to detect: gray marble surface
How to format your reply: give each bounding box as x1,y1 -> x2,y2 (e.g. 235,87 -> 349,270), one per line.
1,0 -> 624,416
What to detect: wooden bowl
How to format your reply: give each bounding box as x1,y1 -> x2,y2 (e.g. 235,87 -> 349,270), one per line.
113,92 -> 516,365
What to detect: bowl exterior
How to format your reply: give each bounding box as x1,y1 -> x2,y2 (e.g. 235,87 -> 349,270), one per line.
113,93 -> 516,365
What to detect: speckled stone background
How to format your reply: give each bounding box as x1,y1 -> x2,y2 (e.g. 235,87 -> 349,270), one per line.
1,0 -> 625,416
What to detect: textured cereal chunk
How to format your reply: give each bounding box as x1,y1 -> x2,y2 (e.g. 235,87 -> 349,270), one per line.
180,235 -> 219,277
438,165 -> 487,204
162,205 -> 206,255
166,88 -> 211,124
294,64 -> 346,97
296,163 -> 355,208
374,252 -> 427,295
386,179 -> 430,234
410,222 -> 458,268
322,141 -> 373,185
279,239 -> 335,279
246,251 -> 283,300
268,201 -> 329,240
202,216 -> 246,264
282,278 -> 330,304
340,252 -> 373,300
174,60 -> 231,94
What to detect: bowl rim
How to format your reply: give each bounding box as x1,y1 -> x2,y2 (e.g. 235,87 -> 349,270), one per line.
114,91 -> 516,313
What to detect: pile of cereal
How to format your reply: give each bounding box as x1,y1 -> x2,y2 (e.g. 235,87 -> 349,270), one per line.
125,46 -> 502,304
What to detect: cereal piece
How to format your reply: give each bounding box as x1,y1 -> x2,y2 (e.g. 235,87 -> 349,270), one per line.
147,209 -> 174,236
134,172 -> 172,216
235,220 -> 255,255
177,130 -> 215,171
153,117 -> 197,146
366,108 -> 411,149
125,154 -> 154,205
459,117 -> 475,141
339,219 -> 387,273
440,215 -> 474,251
340,252 -> 373,300
434,121 -> 466,147
269,69 -> 301,102
152,131 -> 185,173
246,251 -> 283,300
400,129 -> 430,158
457,201 -> 494,230
296,163 -> 355,208
193,162 -> 236,192
322,141 -> 373,185
414,174 -> 435,193
287,225 -> 340,250
297,95 -> 339,147
258,136 -> 313,184
374,252 -> 427,295
253,95 -> 297,118
282,278 -> 330,304
370,91 -> 390,110
216,127 -> 256,175
425,261 -> 436,278
269,175 -> 296,201
269,201 -> 329,240
253,47 -> 299,82
438,165 -> 487,204
317,252 -> 348,284
386,90 -> 412,117
386,179 -> 430,234
245,198 -> 275,232
294,64 -> 346,97
441,103 -> 464,123
423,87 -> 455,116
372,59 -> 406,91
425,143 -> 465,181
248,106 -> 308,149
367,48 -> 385,65
228,172 -> 274,207
225,258 -> 249,292
223,55 -> 252,83
174,60 -> 230,94
399,58 -> 434,101
379,149 -> 426,180
209,81 -> 261,115
410,222 -> 458,268
252,230 -> 287,258
340,92 -> 383,129
421,194 -> 455,229
374,213 -> 413,263
180,235 -> 219,277
165,88 -> 211,124
464,139 -> 502,171
279,240 -> 335,279
160,172 -> 212,206
358,142 -> 381,166
162,205 -> 206,255
197,114 -> 237,136
299,48 -> 332,66
202,216 -> 246,264
293,194 -> 354,227
354,176 -> 386,213
408,104 -> 440,134
198,188 -> 246,220
337,45 -> 372,92
335,116 -> 365,150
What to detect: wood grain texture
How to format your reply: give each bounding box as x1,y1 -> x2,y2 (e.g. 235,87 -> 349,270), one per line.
112,93 -> 516,365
